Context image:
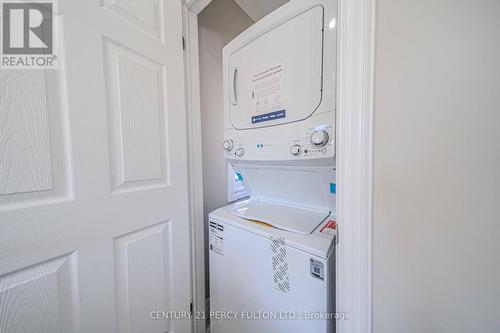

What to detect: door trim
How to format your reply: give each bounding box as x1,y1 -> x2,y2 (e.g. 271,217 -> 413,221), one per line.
182,2 -> 209,333
182,0 -> 375,332
335,0 -> 375,332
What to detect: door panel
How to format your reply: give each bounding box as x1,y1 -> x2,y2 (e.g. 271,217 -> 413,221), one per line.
102,0 -> 164,40
114,222 -> 173,333
103,39 -> 170,192
0,253 -> 79,333
0,68 -> 71,208
0,1 -> 191,332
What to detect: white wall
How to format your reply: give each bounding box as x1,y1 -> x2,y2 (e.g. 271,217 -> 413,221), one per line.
234,0 -> 289,21
373,0 -> 500,332
198,0 -> 254,295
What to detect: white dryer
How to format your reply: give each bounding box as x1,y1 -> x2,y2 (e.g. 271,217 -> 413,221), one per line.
222,0 -> 337,162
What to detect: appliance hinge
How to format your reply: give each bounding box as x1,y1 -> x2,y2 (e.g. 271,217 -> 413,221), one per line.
182,36 -> 186,50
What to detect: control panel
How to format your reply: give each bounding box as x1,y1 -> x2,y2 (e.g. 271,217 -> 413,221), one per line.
295,125 -> 334,158
224,123 -> 334,161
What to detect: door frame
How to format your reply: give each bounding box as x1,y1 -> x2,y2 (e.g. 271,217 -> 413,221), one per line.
182,0 -> 376,332
182,2 -> 207,333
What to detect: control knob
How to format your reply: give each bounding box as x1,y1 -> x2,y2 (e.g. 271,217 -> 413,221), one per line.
223,139 -> 234,151
290,144 -> 302,156
235,148 -> 244,157
310,130 -> 330,147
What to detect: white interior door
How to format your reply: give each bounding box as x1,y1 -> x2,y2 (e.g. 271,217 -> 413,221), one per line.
0,1 -> 192,332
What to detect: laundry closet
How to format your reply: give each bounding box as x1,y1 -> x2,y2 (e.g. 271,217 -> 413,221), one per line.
197,0 -> 338,332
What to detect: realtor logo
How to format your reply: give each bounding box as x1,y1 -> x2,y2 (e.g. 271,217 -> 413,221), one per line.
1,0 -> 58,68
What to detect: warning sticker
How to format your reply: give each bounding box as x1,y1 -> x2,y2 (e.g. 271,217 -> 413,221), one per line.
251,63 -> 286,123
209,221 -> 224,256
320,220 -> 336,236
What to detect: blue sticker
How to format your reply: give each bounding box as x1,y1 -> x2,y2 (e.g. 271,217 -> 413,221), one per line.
329,183 -> 336,194
252,110 -> 286,124
236,172 -> 243,181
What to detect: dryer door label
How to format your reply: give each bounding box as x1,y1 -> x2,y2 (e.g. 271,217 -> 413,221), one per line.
251,63 -> 286,123
209,222 -> 224,256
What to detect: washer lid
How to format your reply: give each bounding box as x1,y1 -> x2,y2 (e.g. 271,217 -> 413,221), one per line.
229,199 -> 329,235
229,163 -> 335,234
210,202 -> 336,259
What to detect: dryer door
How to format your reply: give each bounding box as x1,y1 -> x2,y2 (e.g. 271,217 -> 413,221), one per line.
228,5 -> 324,129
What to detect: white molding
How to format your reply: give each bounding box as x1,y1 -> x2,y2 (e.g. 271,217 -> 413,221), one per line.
182,6 -> 207,333
184,0 -> 212,15
335,0 -> 375,332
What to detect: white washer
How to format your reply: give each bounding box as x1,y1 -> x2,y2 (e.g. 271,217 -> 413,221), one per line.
223,0 -> 338,162
209,164 -> 337,333
209,201 -> 336,333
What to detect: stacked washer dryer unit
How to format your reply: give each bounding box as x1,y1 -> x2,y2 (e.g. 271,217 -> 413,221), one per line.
209,0 -> 337,332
